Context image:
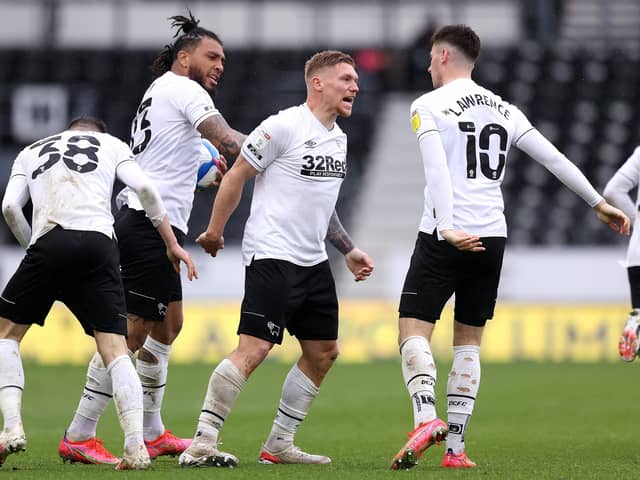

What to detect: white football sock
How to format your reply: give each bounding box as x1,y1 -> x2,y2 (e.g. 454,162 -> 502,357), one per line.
108,355 -> 144,453
446,345 -> 481,454
401,336 -> 437,428
195,358 -> 246,444
0,339 -> 24,431
136,336 -> 171,441
264,364 -> 319,453
67,352 -> 112,441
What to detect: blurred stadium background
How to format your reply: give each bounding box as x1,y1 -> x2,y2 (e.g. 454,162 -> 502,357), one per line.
0,0 -> 636,363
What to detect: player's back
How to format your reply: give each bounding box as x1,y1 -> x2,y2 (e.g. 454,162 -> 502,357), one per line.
412,78 -> 532,236
15,129 -> 132,243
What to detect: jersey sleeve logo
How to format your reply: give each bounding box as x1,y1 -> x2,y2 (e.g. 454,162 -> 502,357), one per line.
252,127 -> 272,150
410,110 -> 421,133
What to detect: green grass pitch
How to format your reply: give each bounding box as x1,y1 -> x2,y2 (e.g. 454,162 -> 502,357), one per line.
4,360 -> 639,479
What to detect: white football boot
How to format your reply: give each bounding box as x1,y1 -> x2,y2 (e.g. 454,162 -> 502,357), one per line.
258,444 -> 331,465
115,443 -> 151,470
178,431 -> 238,468
0,424 -> 26,466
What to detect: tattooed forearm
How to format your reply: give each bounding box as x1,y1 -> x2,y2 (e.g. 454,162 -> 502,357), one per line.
327,210 -> 354,255
198,115 -> 247,162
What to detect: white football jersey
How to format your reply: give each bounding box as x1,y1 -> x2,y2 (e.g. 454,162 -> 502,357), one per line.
606,146 -> 640,266
117,71 -> 220,234
9,130 -> 134,244
241,104 -> 347,266
411,78 -> 533,237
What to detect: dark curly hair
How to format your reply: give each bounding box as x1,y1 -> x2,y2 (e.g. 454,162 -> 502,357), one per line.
150,10 -> 223,78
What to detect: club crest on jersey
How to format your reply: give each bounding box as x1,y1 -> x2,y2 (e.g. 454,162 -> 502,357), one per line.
410,110 -> 421,132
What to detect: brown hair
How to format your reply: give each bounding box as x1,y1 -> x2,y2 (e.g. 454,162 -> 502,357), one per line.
431,25 -> 481,63
67,116 -> 108,133
304,50 -> 356,84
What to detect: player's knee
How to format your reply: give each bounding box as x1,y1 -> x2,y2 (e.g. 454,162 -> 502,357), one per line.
250,342 -> 272,365
307,342 -> 339,371
126,332 -> 146,353
327,343 -> 340,363
0,317 -> 28,342
126,317 -> 152,352
234,343 -> 271,375
162,322 -> 182,344
150,316 -> 183,344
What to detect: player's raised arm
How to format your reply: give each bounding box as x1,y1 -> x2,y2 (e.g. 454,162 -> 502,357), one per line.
116,159 -> 198,280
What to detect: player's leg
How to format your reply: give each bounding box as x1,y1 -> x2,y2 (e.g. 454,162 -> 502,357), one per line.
259,339 -> 337,465
259,261 -> 339,465
180,258 -> 290,468
442,236 -> 505,469
60,221 -> 152,464
441,322 -> 482,468
61,351 -> 120,464
138,301 -> 187,457
65,229 -> 149,470
0,235 -> 59,466
178,334 -> 271,467
391,232 -> 452,470
619,266 -> 640,361
0,319 -> 29,466
62,314 -> 151,464
117,206 -> 189,456
94,332 -> 149,471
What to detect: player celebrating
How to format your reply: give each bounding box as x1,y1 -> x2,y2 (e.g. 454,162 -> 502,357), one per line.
0,117 -> 196,470
390,24 -> 629,470
59,12 -> 245,464
178,50 -> 373,468
603,147 -> 640,361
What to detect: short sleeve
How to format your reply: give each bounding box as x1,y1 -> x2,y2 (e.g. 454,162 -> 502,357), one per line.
410,99 -> 439,141
241,115 -> 290,172
180,81 -> 220,128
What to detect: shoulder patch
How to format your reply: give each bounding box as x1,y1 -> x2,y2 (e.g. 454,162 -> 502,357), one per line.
410,110 -> 421,133
251,127 -> 272,150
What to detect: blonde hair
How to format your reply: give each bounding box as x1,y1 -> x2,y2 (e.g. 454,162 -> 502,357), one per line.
304,50 -> 355,84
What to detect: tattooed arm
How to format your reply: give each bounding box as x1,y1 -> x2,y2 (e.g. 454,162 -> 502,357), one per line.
327,210 -> 374,282
327,210 -> 354,255
198,115 -> 246,162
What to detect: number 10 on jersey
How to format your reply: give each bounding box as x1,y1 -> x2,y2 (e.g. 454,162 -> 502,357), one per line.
458,121 -> 507,181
